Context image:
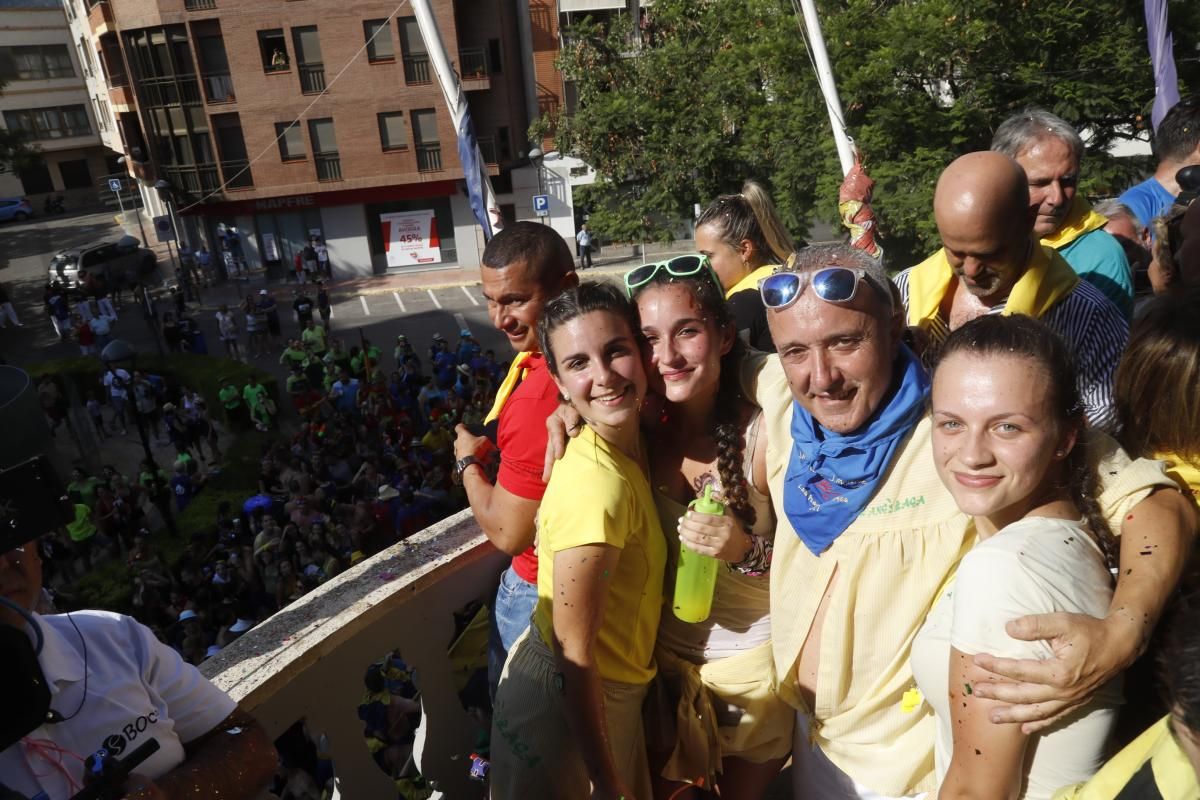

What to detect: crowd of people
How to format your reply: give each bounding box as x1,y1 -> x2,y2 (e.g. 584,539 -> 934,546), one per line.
467,99 -> 1200,800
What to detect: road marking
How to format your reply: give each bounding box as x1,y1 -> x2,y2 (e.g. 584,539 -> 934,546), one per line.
461,286 -> 480,306
454,313 -> 471,335
359,295 -> 370,315
427,289 -> 442,309
393,291 -> 406,313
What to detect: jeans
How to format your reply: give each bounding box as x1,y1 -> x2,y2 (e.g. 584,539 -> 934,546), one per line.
488,563 -> 539,702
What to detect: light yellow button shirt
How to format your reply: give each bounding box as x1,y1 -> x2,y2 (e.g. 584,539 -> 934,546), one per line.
744,354 -> 1174,797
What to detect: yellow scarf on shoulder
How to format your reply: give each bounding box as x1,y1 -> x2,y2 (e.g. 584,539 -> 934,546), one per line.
906,243 -> 1079,328
1040,195 -> 1109,250
484,351 -> 533,425
1153,452 -> 1200,508
725,264 -> 779,300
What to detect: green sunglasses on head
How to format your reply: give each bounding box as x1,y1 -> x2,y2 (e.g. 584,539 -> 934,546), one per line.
622,254 -> 723,297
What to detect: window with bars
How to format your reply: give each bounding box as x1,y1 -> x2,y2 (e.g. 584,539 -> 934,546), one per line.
0,45 -> 75,81
377,112 -> 407,151
308,117 -> 341,181
364,20 -> 394,62
4,105 -> 92,140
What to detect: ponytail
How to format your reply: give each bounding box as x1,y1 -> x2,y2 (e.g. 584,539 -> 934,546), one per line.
696,180 -> 798,268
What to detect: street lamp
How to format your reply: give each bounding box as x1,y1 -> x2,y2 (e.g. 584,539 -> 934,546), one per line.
116,155 -> 150,246
100,339 -> 177,536
153,180 -> 196,305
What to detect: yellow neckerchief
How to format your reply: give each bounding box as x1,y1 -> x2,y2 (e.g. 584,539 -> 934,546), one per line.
1040,194 -> 1109,250
906,243 -> 1080,328
484,350 -> 534,425
725,264 -> 779,299
1153,451 -> 1200,507
1051,715 -> 1198,799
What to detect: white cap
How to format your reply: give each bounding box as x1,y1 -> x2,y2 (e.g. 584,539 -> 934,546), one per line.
178,609 -> 198,622
228,618 -> 254,633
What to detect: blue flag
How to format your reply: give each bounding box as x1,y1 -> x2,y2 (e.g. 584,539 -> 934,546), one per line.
1144,0 -> 1180,131
456,111 -> 494,240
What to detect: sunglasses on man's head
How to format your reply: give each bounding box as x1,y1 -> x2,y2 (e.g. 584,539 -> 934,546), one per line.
759,267 -> 869,310
623,254 -> 722,297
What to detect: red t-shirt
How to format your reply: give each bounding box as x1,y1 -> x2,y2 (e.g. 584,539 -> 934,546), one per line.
496,353 -> 558,584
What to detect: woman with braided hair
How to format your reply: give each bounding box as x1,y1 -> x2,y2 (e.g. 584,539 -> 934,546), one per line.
626,255 -> 790,798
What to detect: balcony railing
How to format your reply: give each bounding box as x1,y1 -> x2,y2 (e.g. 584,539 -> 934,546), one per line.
204,511 -> 507,797
203,72 -> 235,103
459,46 -> 488,79
139,75 -> 202,108
299,63 -> 326,94
416,143 -> 442,172
162,163 -> 221,194
184,0 -> 216,9
403,53 -> 431,84
476,135 -> 497,165
314,152 -> 342,181
220,159 -> 253,189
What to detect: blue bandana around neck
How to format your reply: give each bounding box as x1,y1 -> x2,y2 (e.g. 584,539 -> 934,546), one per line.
783,344 -> 930,555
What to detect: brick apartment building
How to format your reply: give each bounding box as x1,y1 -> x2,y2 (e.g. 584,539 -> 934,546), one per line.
65,0 -> 613,277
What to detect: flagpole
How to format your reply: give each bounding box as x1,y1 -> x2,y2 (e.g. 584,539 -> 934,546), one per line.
797,0 -> 855,177
410,0 -> 504,238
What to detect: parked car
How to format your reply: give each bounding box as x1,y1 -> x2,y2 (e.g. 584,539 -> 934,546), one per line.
48,238 -> 158,293
0,197 -> 33,222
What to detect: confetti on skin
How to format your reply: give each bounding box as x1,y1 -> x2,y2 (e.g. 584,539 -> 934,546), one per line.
964,683 -> 973,696
974,748 -> 982,755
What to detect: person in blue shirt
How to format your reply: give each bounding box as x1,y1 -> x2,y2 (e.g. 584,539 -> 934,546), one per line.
456,329 -> 480,363
1120,95 -> 1200,230
992,108 -> 1135,318
330,368 -> 360,415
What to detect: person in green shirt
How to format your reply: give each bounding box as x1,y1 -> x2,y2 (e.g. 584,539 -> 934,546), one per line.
301,319 -> 327,356
67,468 -> 102,509
65,500 -> 98,569
279,339 -> 307,369
218,378 -> 247,430
243,375 -> 274,431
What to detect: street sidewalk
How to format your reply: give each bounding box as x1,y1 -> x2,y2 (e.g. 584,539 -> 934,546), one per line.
163,239 -> 699,312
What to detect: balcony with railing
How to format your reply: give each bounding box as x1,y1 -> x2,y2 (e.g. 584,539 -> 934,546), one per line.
162,163 -> 221,194
139,75 -> 202,108
459,46 -> 490,90
476,136 -> 500,176
416,143 -> 443,172
314,152 -> 342,182
203,510 -> 505,797
403,53 -> 431,84
203,72 -> 235,104
220,159 -> 252,189
184,0 -> 217,9
299,63 -> 326,95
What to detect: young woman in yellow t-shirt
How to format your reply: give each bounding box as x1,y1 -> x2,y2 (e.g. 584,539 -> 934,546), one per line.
490,281 -> 666,800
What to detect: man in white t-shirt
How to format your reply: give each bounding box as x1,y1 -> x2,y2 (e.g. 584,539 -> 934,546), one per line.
102,366 -> 132,436
0,539 -> 275,799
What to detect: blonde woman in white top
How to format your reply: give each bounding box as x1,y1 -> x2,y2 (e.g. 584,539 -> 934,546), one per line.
910,314 -> 1121,800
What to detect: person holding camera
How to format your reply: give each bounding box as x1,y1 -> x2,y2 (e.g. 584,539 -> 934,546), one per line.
0,536 -> 276,799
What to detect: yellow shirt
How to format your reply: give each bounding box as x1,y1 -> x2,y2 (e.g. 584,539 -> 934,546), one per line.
1052,715 -> 1199,799
533,426 -> 667,685
744,354 -> 1176,796
724,264 -> 779,299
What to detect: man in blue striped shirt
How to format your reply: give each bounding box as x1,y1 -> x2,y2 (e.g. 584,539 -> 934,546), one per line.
896,151 -> 1127,432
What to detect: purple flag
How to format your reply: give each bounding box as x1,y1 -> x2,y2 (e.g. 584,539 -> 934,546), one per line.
1144,0 -> 1181,131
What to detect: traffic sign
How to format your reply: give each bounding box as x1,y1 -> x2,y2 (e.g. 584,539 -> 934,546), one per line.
108,178 -> 122,193
532,194 -> 550,217
153,214 -> 176,243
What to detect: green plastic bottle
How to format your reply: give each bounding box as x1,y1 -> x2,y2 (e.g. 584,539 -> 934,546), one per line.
673,485 -> 723,623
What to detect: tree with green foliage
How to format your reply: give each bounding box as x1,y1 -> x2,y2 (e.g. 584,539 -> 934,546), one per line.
545,0 -> 1200,265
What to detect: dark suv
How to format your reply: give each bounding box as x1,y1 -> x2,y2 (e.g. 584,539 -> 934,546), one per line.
48,239 -> 158,291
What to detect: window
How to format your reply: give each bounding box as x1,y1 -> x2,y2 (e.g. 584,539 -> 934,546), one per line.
258,29 -> 288,72
58,159 -> 93,190
4,105 -> 92,140
488,39 -> 502,74
377,112 -> 407,151
77,37 -> 93,75
411,109 -> 440,171
292,26 -> 324,93
19,163 -> 54,195
364,20 -> 394,62
308,117 -> 341,181
276,122 -> 305,161
399,18 -> 429,83
0,45 -> 75,81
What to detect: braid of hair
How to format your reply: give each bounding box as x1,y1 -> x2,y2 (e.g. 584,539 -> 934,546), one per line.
713,341 -> 756,528
1066,428 -> 1119,570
